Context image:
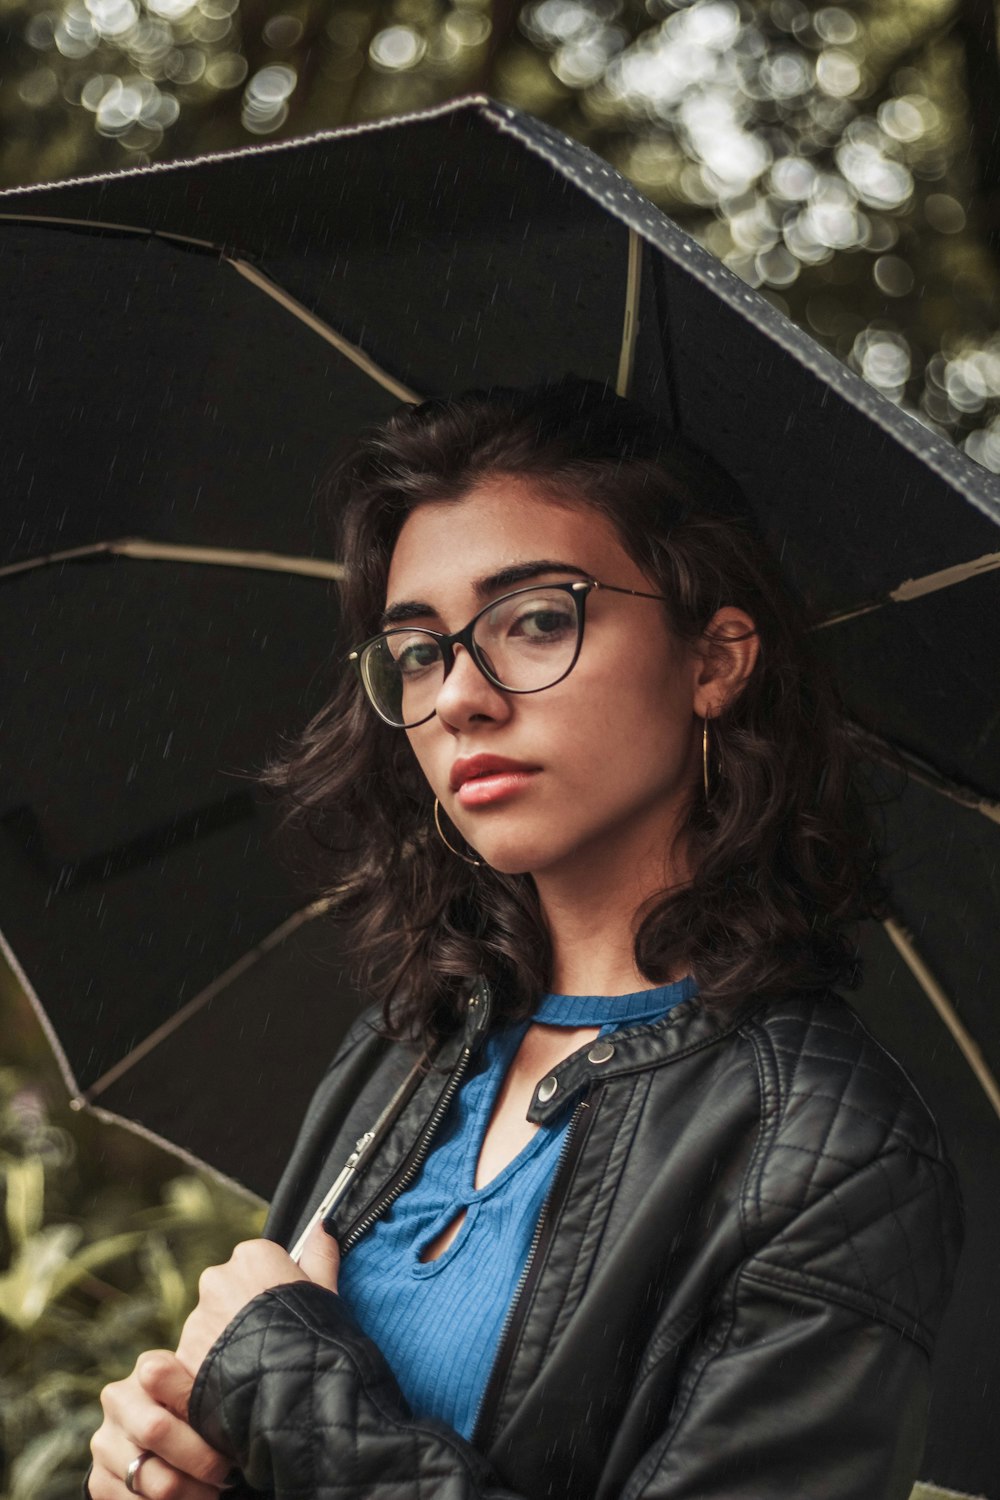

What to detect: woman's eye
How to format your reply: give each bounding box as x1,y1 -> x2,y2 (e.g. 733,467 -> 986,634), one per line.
394,639 -> 440,674
510,607 -> 573,640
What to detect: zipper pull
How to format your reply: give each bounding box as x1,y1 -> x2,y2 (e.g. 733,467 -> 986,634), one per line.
344,1130 -> 375,1168
288,1129 -> 377,1262
464,975 -> 493,1046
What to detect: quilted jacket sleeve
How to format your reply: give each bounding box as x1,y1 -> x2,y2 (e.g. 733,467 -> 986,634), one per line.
188,1282 -> 521,1498
614,1145 -> 952,1499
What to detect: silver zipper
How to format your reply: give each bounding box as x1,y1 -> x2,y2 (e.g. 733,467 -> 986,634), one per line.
470,1096 -> 590,1447
339,1044 -> 475,1255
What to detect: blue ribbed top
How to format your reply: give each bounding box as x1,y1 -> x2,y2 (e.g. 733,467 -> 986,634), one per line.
336,977 -> 696,1439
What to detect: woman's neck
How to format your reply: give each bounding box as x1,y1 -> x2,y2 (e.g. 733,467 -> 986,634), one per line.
534,819 -> 692,997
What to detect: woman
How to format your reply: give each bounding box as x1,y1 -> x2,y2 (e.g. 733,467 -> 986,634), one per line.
88,379 -> 962,1500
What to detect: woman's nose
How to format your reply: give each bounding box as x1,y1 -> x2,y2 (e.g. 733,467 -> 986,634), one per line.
434,642 -> 511,731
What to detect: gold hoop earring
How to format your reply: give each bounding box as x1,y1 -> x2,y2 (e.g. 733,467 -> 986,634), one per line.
434,798 -> 482,867
702,717 -> 711,802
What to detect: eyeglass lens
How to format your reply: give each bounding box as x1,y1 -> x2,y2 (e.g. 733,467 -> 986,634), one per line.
361,587 -> 582,726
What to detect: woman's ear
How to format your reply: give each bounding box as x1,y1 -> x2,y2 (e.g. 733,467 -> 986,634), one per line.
692,607 -> 760,718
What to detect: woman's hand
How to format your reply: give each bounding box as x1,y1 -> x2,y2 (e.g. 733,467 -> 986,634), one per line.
176,1226 -> 340,1378
89,1349 -> 233,1498
88,1228 -> 339,1497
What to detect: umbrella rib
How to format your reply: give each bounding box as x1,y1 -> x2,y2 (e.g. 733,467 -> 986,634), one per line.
0,210 -> 218,252
615,229 -> 642,398
0,537 -> 344,582
75,895 -> 340,1107
882,915 -> 1000,1121
0,925 -> 82,1102
83,1100 -> 267,1205
227,258 -> 422,405
815,549 -> 1000,627
844,721 -> 1000,826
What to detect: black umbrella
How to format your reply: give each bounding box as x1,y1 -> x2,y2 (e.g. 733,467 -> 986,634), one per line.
1,97 -> 998,1494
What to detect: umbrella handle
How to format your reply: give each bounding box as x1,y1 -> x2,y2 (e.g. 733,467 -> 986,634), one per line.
287,1054 -> 427,1264
288,1135 -> 374,1263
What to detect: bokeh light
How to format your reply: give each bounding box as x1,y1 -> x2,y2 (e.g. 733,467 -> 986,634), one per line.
7,0 -> 1000,466
242,63 -> 297,133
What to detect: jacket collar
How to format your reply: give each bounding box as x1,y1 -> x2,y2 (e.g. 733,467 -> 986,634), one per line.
462,977 -> 765,1125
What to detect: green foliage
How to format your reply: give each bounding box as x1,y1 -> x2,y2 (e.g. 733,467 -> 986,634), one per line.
0,1065 -> 264,1500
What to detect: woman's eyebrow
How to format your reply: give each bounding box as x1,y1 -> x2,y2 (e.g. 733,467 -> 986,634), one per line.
379,561 -> 587,629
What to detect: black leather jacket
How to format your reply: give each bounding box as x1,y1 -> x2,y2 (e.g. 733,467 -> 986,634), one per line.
187,985 -> 963,1499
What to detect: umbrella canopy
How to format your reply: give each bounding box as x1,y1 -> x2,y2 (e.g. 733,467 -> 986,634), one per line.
1,97 -> 998,1493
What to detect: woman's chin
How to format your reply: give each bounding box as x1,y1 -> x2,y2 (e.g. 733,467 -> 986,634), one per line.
469,832 -> 573,879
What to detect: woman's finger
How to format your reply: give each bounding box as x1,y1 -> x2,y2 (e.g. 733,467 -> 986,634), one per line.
134,1350 -> 194,1421
296,1221 -> 340,1290
88,1448 -> 220,1500
100,1362 -> 234,1489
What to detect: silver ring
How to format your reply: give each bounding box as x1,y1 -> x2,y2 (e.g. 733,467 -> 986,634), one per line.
125,1451 -> 152,1496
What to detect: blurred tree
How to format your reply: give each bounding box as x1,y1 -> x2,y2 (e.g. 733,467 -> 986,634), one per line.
0,956 -> 265,1500
1,1 -> 999,465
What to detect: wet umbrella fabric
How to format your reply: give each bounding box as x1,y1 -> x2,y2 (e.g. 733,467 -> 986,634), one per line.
0,98 -> 998,1494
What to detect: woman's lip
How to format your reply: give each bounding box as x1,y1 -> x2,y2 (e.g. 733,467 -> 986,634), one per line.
450,755 -> 539,791
455,770 -> 539,809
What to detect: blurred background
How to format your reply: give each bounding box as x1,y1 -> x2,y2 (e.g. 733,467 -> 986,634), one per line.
1,0 -> 1000,461
1,2 -> 998,1496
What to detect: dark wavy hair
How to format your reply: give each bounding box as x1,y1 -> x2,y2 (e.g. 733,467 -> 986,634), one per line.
262,377 -> 885,1042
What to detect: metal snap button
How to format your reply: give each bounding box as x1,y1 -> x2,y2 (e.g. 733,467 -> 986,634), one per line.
537,1075 -> 559,1103
588,1042 -> 615,1064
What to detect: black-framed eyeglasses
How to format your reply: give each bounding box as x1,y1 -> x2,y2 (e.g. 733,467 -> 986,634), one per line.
348,578 -> 670,729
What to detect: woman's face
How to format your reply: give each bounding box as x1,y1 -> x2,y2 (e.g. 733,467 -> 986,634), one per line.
384,476 -> 714,883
